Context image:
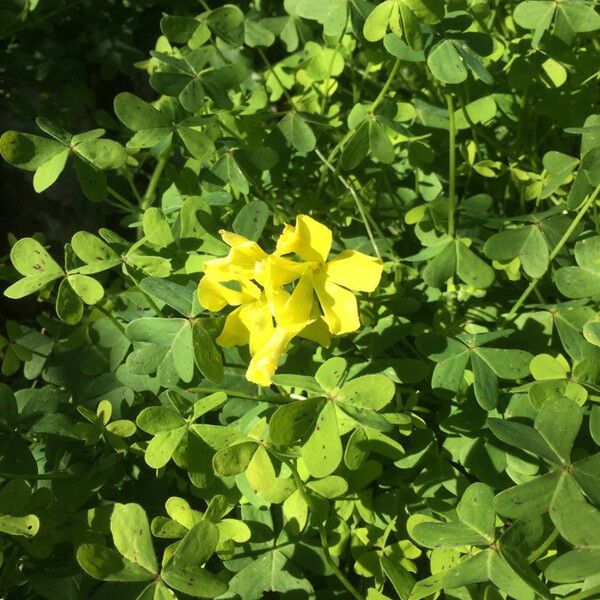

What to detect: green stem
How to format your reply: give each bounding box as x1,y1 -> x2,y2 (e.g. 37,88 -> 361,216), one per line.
371,58 -> 401,113
315,149 -> 381,258
141,144 -> 173,211
125,268 -> 163,316
0,471 -> 79,480
445,93 -> 457,238
258,48 -> 295,108
95,303 -> 125,335
566,585 -> 600,600
287,461 -> 364,600
506,182 -> 600,320
320,15 -> 348,116
106,186 -> 140,214
186,386 -> 292,404
527,528 -> 558,563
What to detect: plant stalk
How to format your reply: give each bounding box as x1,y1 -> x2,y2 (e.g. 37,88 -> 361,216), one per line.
445,93 -> 457,238
315,149 -> 381,258
506,182 -> 600,320
287,460 -> 364,600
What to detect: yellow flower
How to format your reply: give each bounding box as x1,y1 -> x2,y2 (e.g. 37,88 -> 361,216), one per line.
197,215 -> 383,387
198,231 -> 272,355
276,215 -> 383,335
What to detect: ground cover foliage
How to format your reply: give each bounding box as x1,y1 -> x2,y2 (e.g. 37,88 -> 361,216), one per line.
1,0 -> 600,598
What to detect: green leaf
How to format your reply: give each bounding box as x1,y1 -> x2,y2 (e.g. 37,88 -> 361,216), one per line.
456,240 -> 495,288
145,427 -> 187,468
456,483 -> 496,543
143,208 -> 174,248
56,278 -> 84,324
233,200 -> 269,241
296,0 -> 349,37
137,406 -> 186,435
278,112 -> 316,153
546,549 -> 600,582
111,503 -> 158,575
68,274 -> 104,305
340,374 -> 395,410
555,237 -> 600,298
77,544 -> 155,582
71,231 -> 120,273
10,238 -> 63,278
494,471 -> 561,519
75,139 -> 127,170
114,93 -> 170,131
513,1 -> 555,30
212,440 -> 258,476
363,0 -> 394,42
488,418 -> 560,464
0,514 -> 39,537
192,323 -> 223,383
534,397 -> 582,464
412,521 -> 489,548
0,130 -> 64,171
427,40 -> 467,84
381,555 -> 415,600
33,148 -> 69,192
206,4 -> 244,45
139,278 -> 193,317
484,226 -> 549,278
302,401 -> 343,478
369,120 -> 395,164
177,127 -> 214,161
171,321 -> 194,383
315,357 -> 347,392
269,397 -> 325,445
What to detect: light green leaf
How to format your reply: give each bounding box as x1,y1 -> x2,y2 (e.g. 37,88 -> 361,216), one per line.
302,401 -> 343,478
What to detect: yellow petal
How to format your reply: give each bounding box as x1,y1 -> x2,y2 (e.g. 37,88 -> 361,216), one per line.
275,273 -> 315,332
255,254 -> 305,288
216,307 -> 249,347
276,215 -> 332,263
203,231 -> 268,281
299,317 -> 331,347
198,277 -> 247,311
326,250 -> 383,292
239,301 -> 275,355
220,230 -> 268,261
314,274 -> 360,335
246,327 -> 295,386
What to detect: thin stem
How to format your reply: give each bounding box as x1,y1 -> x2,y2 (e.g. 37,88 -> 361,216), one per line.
287,460 -> 364,600
141,144 -> 173,211
0,471 -> 79,480
315,149 -> 381,258
186,386 -> 292,404
124,268 -> 164,316
371,58 -> 401,113
106,186 -> 140,214
95,303 -> 125,335
567,585 -> 600,600
445,93 -> 457,238
320,15 -> 348,115
505,182 -> 600,320
257,48 -> 295,108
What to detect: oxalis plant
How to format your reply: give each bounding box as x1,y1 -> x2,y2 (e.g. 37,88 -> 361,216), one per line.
1,0 -> 600,599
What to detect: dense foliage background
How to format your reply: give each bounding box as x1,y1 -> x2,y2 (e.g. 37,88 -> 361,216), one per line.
2,0 -> 600,599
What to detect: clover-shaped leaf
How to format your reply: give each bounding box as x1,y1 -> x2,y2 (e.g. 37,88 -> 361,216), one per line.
113,92 -> 215,159
490,397 -> 600,547
0,119 -> 126,200
555,236 -> 600,298
77,503 -> 227,598
417,331 -> 532,409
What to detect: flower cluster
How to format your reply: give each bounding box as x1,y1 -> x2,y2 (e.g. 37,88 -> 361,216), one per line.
197,215 -> 383,386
